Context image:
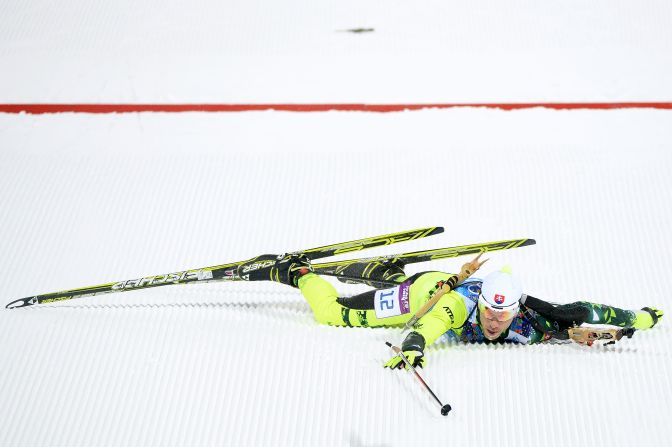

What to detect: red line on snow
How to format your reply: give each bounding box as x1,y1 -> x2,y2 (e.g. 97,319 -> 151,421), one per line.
1,103 -> 671,114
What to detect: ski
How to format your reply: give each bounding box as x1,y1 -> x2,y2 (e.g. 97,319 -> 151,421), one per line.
312,238 -> 536,285
5,227 -> 443,309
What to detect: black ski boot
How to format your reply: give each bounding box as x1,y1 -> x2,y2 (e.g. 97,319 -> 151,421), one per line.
243,253 -> 313,288
336,258 -> 406,287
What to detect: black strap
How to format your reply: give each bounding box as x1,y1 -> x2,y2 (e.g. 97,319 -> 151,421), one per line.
454,301 -> 478,330
341,308 -> 353,327
641,307 -> 660,326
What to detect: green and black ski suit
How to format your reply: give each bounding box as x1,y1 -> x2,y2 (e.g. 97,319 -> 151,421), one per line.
296,269 -> 651,347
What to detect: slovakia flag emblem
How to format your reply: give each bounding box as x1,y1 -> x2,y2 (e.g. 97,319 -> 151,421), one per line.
494,294 -> 505,304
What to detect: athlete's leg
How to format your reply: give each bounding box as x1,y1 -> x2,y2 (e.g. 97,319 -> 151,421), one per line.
298,273 -> 410,328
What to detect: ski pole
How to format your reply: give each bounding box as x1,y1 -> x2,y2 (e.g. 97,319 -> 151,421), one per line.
385,342 -> 451,416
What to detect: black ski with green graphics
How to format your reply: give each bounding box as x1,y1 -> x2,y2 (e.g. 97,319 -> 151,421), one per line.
312,238 -> 536,286
5,227 -> 443,309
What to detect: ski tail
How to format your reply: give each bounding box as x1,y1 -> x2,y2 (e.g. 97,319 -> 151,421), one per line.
5,227 -> 444,309
312,238 -> 536,285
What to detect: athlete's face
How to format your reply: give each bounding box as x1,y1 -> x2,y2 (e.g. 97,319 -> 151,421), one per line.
480,306 -> 515,340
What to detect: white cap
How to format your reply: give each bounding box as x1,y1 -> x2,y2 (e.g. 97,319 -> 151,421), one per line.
479,266 -> 523,313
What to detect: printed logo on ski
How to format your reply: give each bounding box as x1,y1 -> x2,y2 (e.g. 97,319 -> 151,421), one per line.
494,294 -> 505,304
241,260 -> 275,273
112,270 -> 214,290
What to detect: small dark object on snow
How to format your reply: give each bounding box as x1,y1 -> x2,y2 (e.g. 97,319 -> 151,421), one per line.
339,28 -> 375,33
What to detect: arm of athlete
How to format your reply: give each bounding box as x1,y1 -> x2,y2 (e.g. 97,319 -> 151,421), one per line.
523,295 -> 664,332
384,290 -> 468,369
384,254 -> 486,369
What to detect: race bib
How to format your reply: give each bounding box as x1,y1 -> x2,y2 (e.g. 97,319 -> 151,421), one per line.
373,281 -> 411,319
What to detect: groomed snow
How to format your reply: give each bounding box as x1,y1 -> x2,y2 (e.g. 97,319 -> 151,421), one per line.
1,109 -> 671,446
2,0 -> 672,445
1,0 -> 671,102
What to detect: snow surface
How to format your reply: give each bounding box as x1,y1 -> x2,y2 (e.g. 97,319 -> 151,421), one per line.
1,1 -> 672,446
1,0 -> 672,102
1,109 -> 671,446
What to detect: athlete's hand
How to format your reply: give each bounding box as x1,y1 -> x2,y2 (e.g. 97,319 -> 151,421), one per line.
383,350 -> 425,370
459,252 -> 489,280
384,332 -> 426,369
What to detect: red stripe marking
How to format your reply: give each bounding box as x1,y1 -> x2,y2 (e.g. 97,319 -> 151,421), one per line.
0,103 -> 671,114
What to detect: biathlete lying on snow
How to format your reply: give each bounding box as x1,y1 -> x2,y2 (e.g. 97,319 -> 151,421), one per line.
248,253 -> 663,369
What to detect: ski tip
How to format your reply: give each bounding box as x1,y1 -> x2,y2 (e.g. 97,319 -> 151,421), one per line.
5,297 -> 34,309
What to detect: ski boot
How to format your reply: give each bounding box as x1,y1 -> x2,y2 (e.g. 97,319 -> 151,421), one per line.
335,258 -> 407,287
240,253 -> 313,288
275,253 -> 314,288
